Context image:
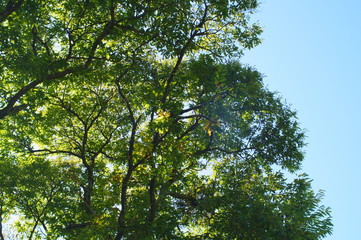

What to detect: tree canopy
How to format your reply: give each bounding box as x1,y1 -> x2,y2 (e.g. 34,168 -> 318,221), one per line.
0,0 -> 332,239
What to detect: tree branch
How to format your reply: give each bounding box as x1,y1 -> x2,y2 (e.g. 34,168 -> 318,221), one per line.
161,4 -> 209,103
168,192 -> 198,208
0,17 -> 117,120
0,0 -> 24,23
177,114 -> 218,124
65,222 -> 92,230
28,148 -> 83,159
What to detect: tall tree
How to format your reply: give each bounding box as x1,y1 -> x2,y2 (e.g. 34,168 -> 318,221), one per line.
0,0 -> 332,239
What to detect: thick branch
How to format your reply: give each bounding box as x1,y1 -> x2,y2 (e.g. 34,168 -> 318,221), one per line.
178,114 -> 218,124
0,78 -> 42,120
65,222 -> 92,230
115,168 -> 133,240
0,0 -> 24,23
168,192 -> 198,208
0,16 -> 118,120
0,67 -> 77,120
85,20 -> 115,68
176,118 -> 201,141
28,148 -> 82,159
148,176 -> 157,223
161,5 -> 209,103
115,82 -> 135,125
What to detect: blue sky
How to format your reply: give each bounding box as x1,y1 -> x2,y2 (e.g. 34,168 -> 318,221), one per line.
242,1 -> 361,239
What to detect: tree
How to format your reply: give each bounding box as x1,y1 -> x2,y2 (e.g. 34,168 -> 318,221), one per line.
0,0 -> 332,239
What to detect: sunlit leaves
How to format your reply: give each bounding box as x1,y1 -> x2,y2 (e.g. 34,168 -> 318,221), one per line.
0,55 -> 332,238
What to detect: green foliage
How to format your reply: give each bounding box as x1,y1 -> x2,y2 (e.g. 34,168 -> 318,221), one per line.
0,0 -> 332,239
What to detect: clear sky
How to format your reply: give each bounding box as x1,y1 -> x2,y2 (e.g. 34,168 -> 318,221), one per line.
242,1 -> 361,239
